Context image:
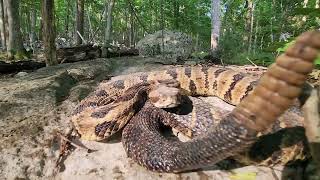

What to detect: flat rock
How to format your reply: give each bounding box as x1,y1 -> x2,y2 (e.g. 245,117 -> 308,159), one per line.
0,57 -> 304,179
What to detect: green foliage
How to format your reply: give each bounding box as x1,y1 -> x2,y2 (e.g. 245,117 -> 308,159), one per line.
16,0 -> 320,66
277,39 -> 320,65
276,40 -> 295,53
191,51 -> 209,59
292,8 -> 320,16
218,0 -> 319,67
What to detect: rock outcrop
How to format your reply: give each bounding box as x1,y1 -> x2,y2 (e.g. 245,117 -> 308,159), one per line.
0,57 -> 305,180
137,30 -> 193,61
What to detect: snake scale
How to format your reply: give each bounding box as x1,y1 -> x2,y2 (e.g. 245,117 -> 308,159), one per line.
71,31 -> 320,172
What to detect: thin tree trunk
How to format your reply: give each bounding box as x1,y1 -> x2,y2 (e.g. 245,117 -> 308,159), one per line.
316,0 -> 320,25
86,5 -> 93,41
5,0 -> 25,59
270,0 -> 275,43
173,0 -> 179,30
270,19 -> 274,43
195,9 -> 200,51
248,2 -> 255,52
41,0 -> 57,66
0,0 -> 6,50
127,0 -> 149,34
30,5 -> 36,50
125,9 -> 129,46
260,35 -> 264,50
104,0 -> 115,47
244,0 -> 253,47
3,0 -> 8,49
195,33 -> 199,52
25,8 -> 31,46
39,19 -> 43,41
75,0 -> 84,45
160,0 -> 164,54
210,0 -> 221,53
302,0 -> 309,22
253,19 -> 258,54
148,0 -> 153,32
129,4 -> 134,47
64,0 -> 70,37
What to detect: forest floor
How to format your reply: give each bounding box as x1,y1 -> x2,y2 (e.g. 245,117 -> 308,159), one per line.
0,56 -> 312,180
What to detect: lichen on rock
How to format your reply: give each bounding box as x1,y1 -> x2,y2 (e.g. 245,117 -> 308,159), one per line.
137,30 -> 193,61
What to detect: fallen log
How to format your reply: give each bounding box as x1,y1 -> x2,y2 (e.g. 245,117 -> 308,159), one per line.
57,44 -> 102,63
0,45 -> 139,74
0,60 -> 46,74
57,44 -> 139,63
104,48 -> 139,58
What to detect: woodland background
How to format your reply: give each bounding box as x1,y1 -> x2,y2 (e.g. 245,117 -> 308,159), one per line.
0,0 -> 319,66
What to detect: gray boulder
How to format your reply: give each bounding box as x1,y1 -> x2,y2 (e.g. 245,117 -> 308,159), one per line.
137,30 -> 193,61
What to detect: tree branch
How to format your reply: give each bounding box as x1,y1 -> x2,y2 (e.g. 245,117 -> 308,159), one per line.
126,0 -> 150,34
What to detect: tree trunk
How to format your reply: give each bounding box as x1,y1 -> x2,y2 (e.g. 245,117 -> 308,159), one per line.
125,9 -> 130,47
0,60 -> 45,73
25,7 -> 31,46
30,5 -> 36,50
195,10 -> 200,51
302,0 -> 309,22
270,0 -> 275,43
41,0 -> 57,66
173,0 -> 179,30
160,0 -> 164,54
5,0 -> 25,59
104,0 -> 115,47
0,0 -> 6,50
86,5 -> 93,41
3,0 -> 8,49
74,0 -> 84,45
253,19 -> 259,54
129,5 -> 135,47
244,0 -> 253,47
248,2 -> 255,52
39,19 -> 43,41
64,0 -> 70,37
210,0 -> 221,53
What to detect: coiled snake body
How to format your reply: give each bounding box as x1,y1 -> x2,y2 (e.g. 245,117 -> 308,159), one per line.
72,31 -> 320,172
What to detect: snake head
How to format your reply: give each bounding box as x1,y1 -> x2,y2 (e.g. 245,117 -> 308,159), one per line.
148,85 -> 182,108
148,79 -> 183,108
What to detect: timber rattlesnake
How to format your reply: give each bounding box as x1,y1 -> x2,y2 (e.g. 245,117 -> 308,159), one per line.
71,31 -> 320,172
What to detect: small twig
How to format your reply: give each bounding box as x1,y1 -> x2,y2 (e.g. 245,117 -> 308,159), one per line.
76,31 -> 87,44
54,130 -> 94,174
60,58 -> 67,64
127,0 -> 150,34
220,58 -> 225,66
246,57 -> 257,67
57,132 -> 93,153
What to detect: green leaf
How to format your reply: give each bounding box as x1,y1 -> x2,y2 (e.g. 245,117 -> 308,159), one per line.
276,40 -> 295,53
292,8 -> 320,16
315,56 -> 320,65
